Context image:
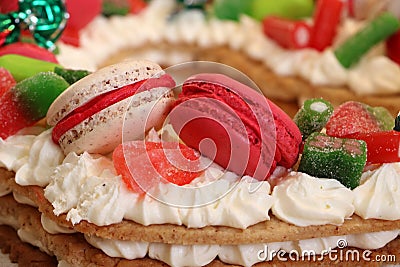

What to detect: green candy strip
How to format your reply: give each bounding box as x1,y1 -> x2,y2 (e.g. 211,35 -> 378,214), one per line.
293,98 -> 333,140
0,54 -> 62,82
334,12 -> 400,68
12,72 -> 69,121
298,132 -> 367,189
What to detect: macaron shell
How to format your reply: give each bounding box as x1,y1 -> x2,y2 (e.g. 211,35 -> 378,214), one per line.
59,87 -> 174,155
169,97 -> 276,179
171,73 -> 301,180
267,98 -> 302,168
47,60 -> 163,126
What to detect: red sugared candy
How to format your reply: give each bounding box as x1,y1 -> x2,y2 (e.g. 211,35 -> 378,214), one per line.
326,101 -> 386,137
0,43 -> 58,63
113,141 -> 203,194
0,67 -> 16,97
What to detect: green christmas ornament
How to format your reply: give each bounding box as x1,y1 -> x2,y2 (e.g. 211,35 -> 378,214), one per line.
0,0 -> 69,50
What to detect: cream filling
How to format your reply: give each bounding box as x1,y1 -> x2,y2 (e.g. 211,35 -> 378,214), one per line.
56,0 -> 400,95
84,230 -> 400,267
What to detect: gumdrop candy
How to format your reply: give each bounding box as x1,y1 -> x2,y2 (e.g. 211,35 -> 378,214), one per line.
298,132 -> 367,189
294,98 -> 333,140
0,72 -> 69,139
326,101 -> 394,138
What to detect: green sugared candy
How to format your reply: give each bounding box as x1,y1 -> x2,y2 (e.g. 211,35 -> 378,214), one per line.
294,98 -> 333,140
249,0 -> 314,21
54,67 -> 91,85
298,132 -> 367,189
12,72 -> 69,121
366,105 -> 395,131
0,54 -> 62,82
212,0 -> 252,21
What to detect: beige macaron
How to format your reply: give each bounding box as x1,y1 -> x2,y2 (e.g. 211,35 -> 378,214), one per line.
47,60 -> 176,155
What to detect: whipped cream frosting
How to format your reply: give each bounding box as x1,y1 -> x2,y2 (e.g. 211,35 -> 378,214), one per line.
353,163 -> 400,220
84,230 -> 400,267
15,129 -> 64,187
44,150 -> 274,228
272,172 -> 355,226
56,0 -> 400,95
0,134 -> 36,172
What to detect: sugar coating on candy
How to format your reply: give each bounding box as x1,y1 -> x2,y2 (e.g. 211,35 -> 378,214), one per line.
0,67 -> 16,97
298,132 -> 367,189
11,72 -> 69,121
326,101 -> 394,137
366,106 -> 395,131
294,98 -> 333,140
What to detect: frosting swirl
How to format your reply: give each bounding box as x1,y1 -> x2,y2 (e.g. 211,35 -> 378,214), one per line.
15,129 -> 64,187
272,172 -> 355,226
353,163 -> 400,220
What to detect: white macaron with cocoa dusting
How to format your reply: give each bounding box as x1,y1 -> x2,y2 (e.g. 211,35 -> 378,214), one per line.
47,60 -> 176,155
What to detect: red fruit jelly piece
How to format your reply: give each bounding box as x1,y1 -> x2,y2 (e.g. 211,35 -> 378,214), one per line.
113,141 -> 203,194
0,67 -> 16,97
0,90 -> 33,139
346,131 -> 400,164
326,101 -> 381,137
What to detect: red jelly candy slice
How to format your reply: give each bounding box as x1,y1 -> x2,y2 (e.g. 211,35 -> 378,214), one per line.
346,131 -> 400,164
326,101 -> 381,137
0,67 -> 16,97
113,141 -> 202,193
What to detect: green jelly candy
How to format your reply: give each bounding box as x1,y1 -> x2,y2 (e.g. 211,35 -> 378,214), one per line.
249,0 -> 314,21
366,105 -> 395,131
212,0 -> 253,21
0,54 -> 62,82
11,72 -> 69,121
334,13 -> 400,68
298,132 -> 367,189
294,98 -> 333,140
54,67 -> 91,85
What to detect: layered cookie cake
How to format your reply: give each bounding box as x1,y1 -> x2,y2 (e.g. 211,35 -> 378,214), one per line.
0,0 -> 400,266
